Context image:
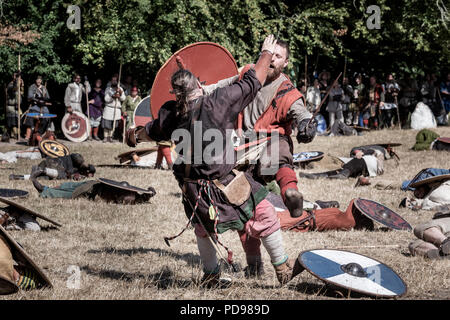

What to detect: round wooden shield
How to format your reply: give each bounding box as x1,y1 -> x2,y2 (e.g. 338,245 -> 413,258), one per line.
26,113 -> 57,119
98,178 -> 154,195
354,198 -> 412,231
0,225 -> 52,289
0,189 -> 28,199
293,151 -> 324,164
116,147 -> 159,164
298,249 -> 407,298
150,42 -> 238,118
409,174 -> 450,188
61,111 -> 90,142
39,140 -> 70,158
133,96 -> 152,127
0,197 -> 62,227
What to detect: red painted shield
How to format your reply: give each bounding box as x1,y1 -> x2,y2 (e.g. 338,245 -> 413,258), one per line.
150,42 -> 238,118
61,111 -> 90,142
354,198 -> 412,231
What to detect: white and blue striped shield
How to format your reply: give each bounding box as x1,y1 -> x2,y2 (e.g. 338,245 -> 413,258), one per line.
299,249 -> 407,298
293,151 -> 324,164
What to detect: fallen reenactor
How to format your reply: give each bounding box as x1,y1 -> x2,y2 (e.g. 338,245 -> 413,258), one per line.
10,153 -> 96,181
412,128 -> 440,151
0,197 -> 61,231
350,143 -> 400,161
0,147 -> 42,164
327,120 -> 358,137
0,225 -> 52,294
400,173 -> 450,211
30,169 -> 156,204
408,211 -> 450,259
299,148 -> 384,180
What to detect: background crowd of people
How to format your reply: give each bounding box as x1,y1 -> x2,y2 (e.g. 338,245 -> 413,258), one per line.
300,70 -> 450,134
2,68 -> 450,143
3,72 -> 144,143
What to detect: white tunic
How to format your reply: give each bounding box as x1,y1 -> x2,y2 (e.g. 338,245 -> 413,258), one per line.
103,86 -> 126,121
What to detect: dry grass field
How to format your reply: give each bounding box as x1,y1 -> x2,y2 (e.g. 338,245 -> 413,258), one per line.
1,126 -> 449,300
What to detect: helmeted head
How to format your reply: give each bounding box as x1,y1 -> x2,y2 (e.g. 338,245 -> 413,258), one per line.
35,76 -> 43,86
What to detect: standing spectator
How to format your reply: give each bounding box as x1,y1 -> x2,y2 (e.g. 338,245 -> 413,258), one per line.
5,72 -> 24,139
122,75 -> 133,96
421,74 -> 438,107
440,73 -> 450,114
121,86 -> 141,129
25,76 -> 54,143
87,79 -> 104,141
326,81 -> 344,129
381,73 -> 400,129
64,74 -> 91,114
399,75 -> 419,127
102,76 -> 126,143
363,76 -> 384,129
341,77 -> 353,125
349,73 -> 366,126
306,78 -> 321,113
318,70 -> 331,123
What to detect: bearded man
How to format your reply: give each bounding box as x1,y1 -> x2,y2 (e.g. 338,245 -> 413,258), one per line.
196,39 -> 317,279
126,35 -> 303,287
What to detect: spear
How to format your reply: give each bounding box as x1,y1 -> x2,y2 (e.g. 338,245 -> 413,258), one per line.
17,53 -> 21,141
111,56 -> 123,140
307,72 -> 343,126
304,54 -> 307,91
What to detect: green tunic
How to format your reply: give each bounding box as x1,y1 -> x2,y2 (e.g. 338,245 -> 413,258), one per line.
39,181 -> 89,199
413,129 -> 440,151
121,95 -> 142,128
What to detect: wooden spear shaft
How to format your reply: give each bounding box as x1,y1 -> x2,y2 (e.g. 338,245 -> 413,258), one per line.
111,60 -> 122,139
17,53 -> 21,140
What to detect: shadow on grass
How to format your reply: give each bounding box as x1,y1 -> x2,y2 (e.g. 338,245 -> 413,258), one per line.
80,265 -> 193,289
86,247 -> 202,268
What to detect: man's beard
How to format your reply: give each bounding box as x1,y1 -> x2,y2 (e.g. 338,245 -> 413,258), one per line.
266,65 -> 283,82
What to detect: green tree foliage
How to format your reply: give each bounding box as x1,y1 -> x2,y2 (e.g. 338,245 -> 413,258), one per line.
0,0 -> 449,91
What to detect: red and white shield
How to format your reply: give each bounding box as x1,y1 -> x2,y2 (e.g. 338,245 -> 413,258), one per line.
61,111 -> 90,142
150,42 -> 238,119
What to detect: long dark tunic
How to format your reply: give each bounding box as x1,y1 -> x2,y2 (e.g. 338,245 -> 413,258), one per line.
145,69 -> 268,233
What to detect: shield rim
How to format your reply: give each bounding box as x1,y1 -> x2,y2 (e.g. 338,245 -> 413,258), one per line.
0,189 -> 29,200
409,174 -> 450,188
26,113 -> 57,119
132,95 -> 152,128
116,147 -> 159,164
61,111 -> 91,142
0,225 -> 52,288
38,139 -> 70,158
293,151 -> 324,164
298,248 -> 408,298
98,178 -> 153,194
0,197 -> 62,227
150,41 -> 238,118
354,198 -> 412,231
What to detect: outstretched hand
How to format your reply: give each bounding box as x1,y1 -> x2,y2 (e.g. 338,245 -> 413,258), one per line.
261,34 -> 277,55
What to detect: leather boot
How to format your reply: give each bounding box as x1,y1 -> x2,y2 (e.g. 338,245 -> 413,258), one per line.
244,261 -> 265,279
199,272 -> 232,289
284,188 -> 303,218
9,174 -> 24,180
274,258 -> 304,286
